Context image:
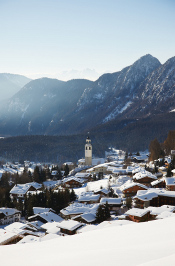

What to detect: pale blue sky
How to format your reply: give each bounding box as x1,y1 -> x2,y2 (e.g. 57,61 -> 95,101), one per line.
0,0 -> 175,80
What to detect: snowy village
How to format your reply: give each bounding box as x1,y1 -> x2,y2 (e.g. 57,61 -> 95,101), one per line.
0,135 -> 175,248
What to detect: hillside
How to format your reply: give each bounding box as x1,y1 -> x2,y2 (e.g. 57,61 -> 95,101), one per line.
1,217 -> 175,265
0,73 -> 31,101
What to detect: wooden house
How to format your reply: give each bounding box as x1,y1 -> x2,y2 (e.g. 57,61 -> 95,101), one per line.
121,182 -> 148,197
62,177 -> 84,188
100,198 -> 122,211
58,220 -> 84,235
133,171 -> 157,187
125,208 -> 150,223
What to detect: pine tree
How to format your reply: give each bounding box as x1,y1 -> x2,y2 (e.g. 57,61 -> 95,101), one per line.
96,205 -> 104,223
166,165 -> 172,177
104,202 -> 110,219
64,164 -> 69,176
70,189 -> 76,202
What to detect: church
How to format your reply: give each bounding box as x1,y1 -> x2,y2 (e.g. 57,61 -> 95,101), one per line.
78,135 -> 105,167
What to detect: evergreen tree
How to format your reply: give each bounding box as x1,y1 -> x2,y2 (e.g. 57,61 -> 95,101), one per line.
166,165 -> 172,177
70,189 -> 76,202
64,164 -> 69,176
96,205 -> 105,223
104,202 -> 110,219
33,166 -> 40,183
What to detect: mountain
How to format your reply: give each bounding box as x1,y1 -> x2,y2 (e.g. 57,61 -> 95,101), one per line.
0,54 -> 161,136
0,78 -> 93,135
0,73 -> 31,101
0,54 -> 175,155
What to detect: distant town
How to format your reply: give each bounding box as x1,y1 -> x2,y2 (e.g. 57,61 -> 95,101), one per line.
0,135 -> 175,245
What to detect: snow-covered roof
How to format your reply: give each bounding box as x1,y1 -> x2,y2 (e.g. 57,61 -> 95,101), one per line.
60,203 -> 99,216
164,177 -> 175,186
133,170 -> 157,181
120,180 -> 148,191
75,172 -> 91,178
100,198 -> 122,205
134,189 -> 158,201
10,182 -> 42,195
80,213 -> 96,223
58,220 -> 84,231
151,178 -> 164,186
43,180 -> 60,189
41,222 -> 61,234
28,212 -> 63,223
134,188 -> 175,201
0,230 -> 20,245
62,176 -> 84,184
0,207 -> 20,216
147,205 -> 175,216
125,208 -> 150,217
78,192 -> 100,202
94,188 -> 109,195
27,221 -> 44,230
5,222 -> 35,233
33,207 -> 55,215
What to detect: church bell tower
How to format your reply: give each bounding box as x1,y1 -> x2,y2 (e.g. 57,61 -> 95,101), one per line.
85,134 -> 92,166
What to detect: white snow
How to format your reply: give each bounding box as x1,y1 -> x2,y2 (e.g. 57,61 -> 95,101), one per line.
1,217 -> 175,265
103,101 -> 133,123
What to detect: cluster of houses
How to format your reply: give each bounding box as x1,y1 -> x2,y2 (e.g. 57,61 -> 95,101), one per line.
2,137 -> 175,245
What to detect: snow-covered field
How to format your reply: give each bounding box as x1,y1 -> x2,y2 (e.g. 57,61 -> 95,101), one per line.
1,217 -> 175,266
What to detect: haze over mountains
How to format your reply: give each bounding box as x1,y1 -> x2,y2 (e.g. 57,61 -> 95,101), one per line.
0,73 -> 31,101
0,54 -> 175,159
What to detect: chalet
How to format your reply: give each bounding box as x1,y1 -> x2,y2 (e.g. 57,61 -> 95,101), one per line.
73,213 -> 96,224
75,172 -> 92,182
131,155 -> 148,163
60,203 -> 99,219
94,188 -> 110,197
28,212 -> 63,224
58,220 -> 84,235
0,208 -> 21,225
125,208 -> 150,223
100,198 -> 122,211
86,163 -> 110,176
33,207 -> 56,215
132,170 -> 157,187
5,222 -> 39,234
151,177 -> 175,191
10,182 -> 42,201
62,177 -> 84,188
164,177 -> 175,191
133,188 -> 175,208
78,192 -> 100,204
121,181 -> 148,197
151,179 -> 165,189
0,230 -> 23,245
147,205 -> 175,219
